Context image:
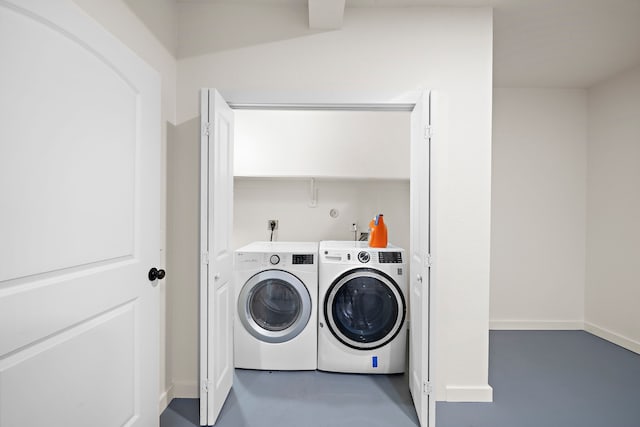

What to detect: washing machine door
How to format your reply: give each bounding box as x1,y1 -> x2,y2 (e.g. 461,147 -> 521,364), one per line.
238,269 -> 312,343
325,268 -> 406,350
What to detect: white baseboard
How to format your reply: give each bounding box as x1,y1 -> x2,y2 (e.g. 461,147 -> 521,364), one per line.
445,385 -> 493,402
490,320 -> 584,330
158,385 -> 174,413
584,322 -> 640,355
172,380 -> 199,398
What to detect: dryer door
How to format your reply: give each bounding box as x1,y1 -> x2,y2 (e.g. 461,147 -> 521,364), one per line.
238,270 -> 312,343
325,268 -> 406,350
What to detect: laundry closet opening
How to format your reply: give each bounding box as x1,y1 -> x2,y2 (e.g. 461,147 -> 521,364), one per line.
232,108 -> 411,252
199,89 -> 434,427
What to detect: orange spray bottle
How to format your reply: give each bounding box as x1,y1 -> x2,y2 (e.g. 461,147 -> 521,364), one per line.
368,214 -> 388,248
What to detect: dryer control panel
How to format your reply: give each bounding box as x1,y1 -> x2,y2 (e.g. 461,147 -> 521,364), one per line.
292,254 -> 314,264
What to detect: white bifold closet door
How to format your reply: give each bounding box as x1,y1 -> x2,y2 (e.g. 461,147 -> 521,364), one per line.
409,90 -> 435,427
0,1 -> 161,427
199,89 -> 235,426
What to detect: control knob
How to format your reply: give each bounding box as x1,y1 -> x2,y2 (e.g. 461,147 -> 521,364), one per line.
357,251 -> 370,263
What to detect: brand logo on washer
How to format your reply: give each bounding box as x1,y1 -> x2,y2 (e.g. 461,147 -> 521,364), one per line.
237,254 -> 260,264
357,251 -> 370,263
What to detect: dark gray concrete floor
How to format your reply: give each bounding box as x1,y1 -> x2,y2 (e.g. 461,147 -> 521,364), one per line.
162,370 -> 417,427
161,331 -> 640,427
437,330 -> 640,427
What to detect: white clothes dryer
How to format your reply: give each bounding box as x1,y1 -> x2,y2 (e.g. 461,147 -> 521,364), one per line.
234,241 -> 318,370
318,241 -> 407,374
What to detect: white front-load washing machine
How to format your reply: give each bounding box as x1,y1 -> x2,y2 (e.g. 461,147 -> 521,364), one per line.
234,241 -> 318,370
318,240 -> 407,374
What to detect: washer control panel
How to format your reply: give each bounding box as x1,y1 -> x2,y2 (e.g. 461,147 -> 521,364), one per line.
269,254 -> 280,265
378,252 -> 403,263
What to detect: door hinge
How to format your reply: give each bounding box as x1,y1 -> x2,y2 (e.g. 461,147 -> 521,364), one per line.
426,253 -> 432,268
424,125 -> 433,139
202,122 -> 211,136
423,380 -> 433,395
202,379 -> 213,393
201,251 -> 209,265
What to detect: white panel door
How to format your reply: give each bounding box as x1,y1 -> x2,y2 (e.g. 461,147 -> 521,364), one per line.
0,1 -> 160,427
409,91 -> 434,427
199,89 -> 234,426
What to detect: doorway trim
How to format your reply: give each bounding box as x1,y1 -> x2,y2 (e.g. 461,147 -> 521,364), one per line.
218,88 -> 424,112
228,102 -> 415,111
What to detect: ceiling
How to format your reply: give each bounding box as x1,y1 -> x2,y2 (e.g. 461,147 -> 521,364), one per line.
492,0 -> 640,87
163,0 -> 640,87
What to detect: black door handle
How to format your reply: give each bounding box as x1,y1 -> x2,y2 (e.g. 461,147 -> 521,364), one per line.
148,267 -> 166,281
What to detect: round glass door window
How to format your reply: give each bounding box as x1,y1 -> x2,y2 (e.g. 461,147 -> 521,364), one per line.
249,279 -> 301,331
325,268 -> 405,350
239,270 -> 311,343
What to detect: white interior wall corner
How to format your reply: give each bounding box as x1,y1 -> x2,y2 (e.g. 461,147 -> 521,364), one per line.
491,79 -> 640,357
122,0 -> 178,56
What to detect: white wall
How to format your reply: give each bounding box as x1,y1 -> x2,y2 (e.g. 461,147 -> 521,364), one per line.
123,0 -> 177,56
490,88 -> 587,330
234,178 -> 410,253
234,109 -> 411,257
176,1 -> 313,59
172,5 -> 493,401
585,65 -> 640,353
71,0 -> 177,410
166,119 -> 201,397
235,110 -> 410,179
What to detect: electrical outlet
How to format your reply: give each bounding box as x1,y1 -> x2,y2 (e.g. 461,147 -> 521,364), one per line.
267,219 -> 278,230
